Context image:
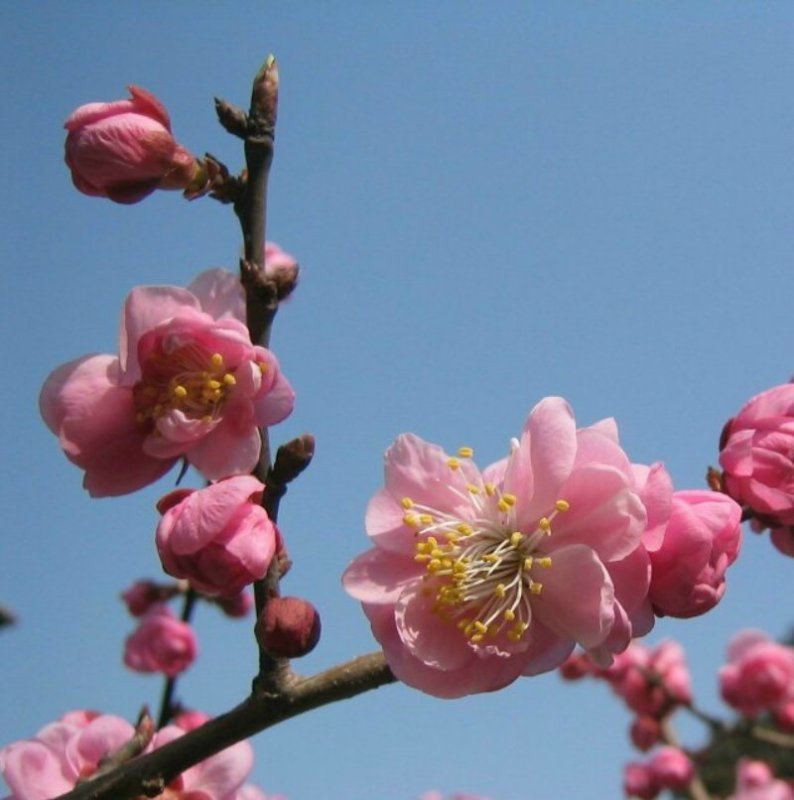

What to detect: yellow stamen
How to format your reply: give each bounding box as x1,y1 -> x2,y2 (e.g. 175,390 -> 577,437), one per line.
538,517 -> 551,532
446,457 -> 460,470
172,385 -> 188,399
210,353 -> 224,368
458,446 -> 474,458
401,497 -> 414,509
555,499 -> 570,512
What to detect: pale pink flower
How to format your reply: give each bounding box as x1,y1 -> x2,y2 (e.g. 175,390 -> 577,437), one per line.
343,397 -> 654,697
64,86 -> 200,204
264,242 -> 298,280
647,491 -> 742,618
156,476 -> 276,596
720,384 -> 794,526
39,271 -> 294,496
720,630 -> 794,718
731,760 -> 794,800
0,712 -> 134,799
123,603 -> 197,677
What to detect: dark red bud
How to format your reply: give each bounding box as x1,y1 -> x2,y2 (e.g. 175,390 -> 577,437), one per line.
255,596 -> 321,659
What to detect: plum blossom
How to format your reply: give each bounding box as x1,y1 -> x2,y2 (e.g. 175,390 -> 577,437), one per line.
156,476 -> 276,596
730,760 -> 794,800
720,384 -> 794,526
343,397 -> 658,697
39,269 -> 294,496
123,603 -> 197,677
623,748 -> 694,799
64,85 -> 201,204
647,491 -> 742,618
719,630 -> 794,718
0,710 -> 262,800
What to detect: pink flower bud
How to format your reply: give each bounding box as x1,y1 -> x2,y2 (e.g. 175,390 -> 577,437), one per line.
733,759 -> 794,799
173,709 -> 211,731
64,85 -> 200,204
720,384 -> 794,527
215,590 -> 254,618
630,716 -> 662,752
123,603 -> 197,677
255,596 -> 321,658
156,477 -> 277,597
121,580 -> 162,617
648,747 -> 694,791
648,491 -> 742,618
719,630 -> 794,718
623,762 -> 659,799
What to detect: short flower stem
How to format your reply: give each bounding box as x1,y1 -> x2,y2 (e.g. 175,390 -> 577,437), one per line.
53,652 -> 396,800
156,588 -> 197,728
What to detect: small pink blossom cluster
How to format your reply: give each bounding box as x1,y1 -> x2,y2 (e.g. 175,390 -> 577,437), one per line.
623,746 -> 695,799
730,760 -> 794,800
720,630 -> 794,727
719,383 -> 794,557
561,640 -> 692,750
0,710 -> 270,800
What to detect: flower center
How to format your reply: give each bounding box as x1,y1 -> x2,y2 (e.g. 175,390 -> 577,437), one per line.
133,345 -> 264,427
406,446 -> 570,646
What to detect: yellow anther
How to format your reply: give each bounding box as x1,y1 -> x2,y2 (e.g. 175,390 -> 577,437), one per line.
495,583 -> 507,598
458,446 -> 474,458
456,523 -> 473,536
474,621 -> 488,634
484,483 -> 496,496
538,517 -> 551,532
401,497 -> 414,509
555,499 -> 570,512
207,379 -> 222,391
509,531 -> 523,547
428,559 -> 442,572
523,557 -> 534,570
503,609 -> 516,621
414,553 -> 429,563
419,514 -> 433,525
446,457 -> 460,470
172,385 -> 188,399
536,557 -> 553,568
457,618 -> 471,630
403,513 -> 419,528
466,484 -> 481,494
501,493 -> 517,507
427,537 -> 439,548
201,415 -> 213,424
470,633 -> 485,643
210,353 -> 224,368
258,362 -> 269,374
223,373 -> 236,386
529,581 -> 543,596
481,554 -> 499,564
497,499 -> 511,513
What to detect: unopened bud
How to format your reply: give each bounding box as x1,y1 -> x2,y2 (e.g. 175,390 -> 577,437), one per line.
256,596 -> 321,659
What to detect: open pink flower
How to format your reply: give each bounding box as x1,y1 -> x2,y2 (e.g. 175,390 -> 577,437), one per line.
40,270 -> 294,496
720,630 -> 794,718
156,476 -> 276,596
648,491 -> 742,618
0,711 -> 260,800
720,384 -> 794,526
123,603 -> 197,677
64,85 -> 201,204
343,397 -> 654,697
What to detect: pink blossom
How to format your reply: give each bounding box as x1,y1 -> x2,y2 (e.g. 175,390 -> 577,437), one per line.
647,490 -> 742,618
0,712 -> 134,799
0,711 -> 259,800
719,630 -> 794,718
156,476 -> 276,596
647,747 -> 694,791
605,640 -> 692,717
123,603 -> 197,677
623,762 -> 659,799
343,397 -> 655,697
40,271 -> 294,496
64,86 -> 200,204
630,716 -> 662,752
720,384 -> 794,526
731,760 -> 794,800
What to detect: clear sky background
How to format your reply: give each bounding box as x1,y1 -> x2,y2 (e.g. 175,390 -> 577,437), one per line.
2,3 -> 794,799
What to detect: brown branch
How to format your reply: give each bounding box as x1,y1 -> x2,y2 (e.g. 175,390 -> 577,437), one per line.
54,652 -> 395,800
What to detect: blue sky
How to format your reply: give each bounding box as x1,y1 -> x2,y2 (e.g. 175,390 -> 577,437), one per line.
2,3 -> 794,799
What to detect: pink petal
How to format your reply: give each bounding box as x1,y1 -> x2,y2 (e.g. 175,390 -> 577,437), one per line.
364,489 -> 417,556
532,544 -> 614,649
342,548 -> 420,603
519,621 -> 576,676
3,742 -> 73,800
118,286 -> 201,381
187,268 -> 245,322
187,420 -> 261,480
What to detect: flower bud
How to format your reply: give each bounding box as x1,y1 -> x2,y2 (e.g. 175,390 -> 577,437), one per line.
64,85 -> 201,204
214,590 -> 254,618
255,596 -> 321,658
123,603 -> 197,678
630,716 -> 661,752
